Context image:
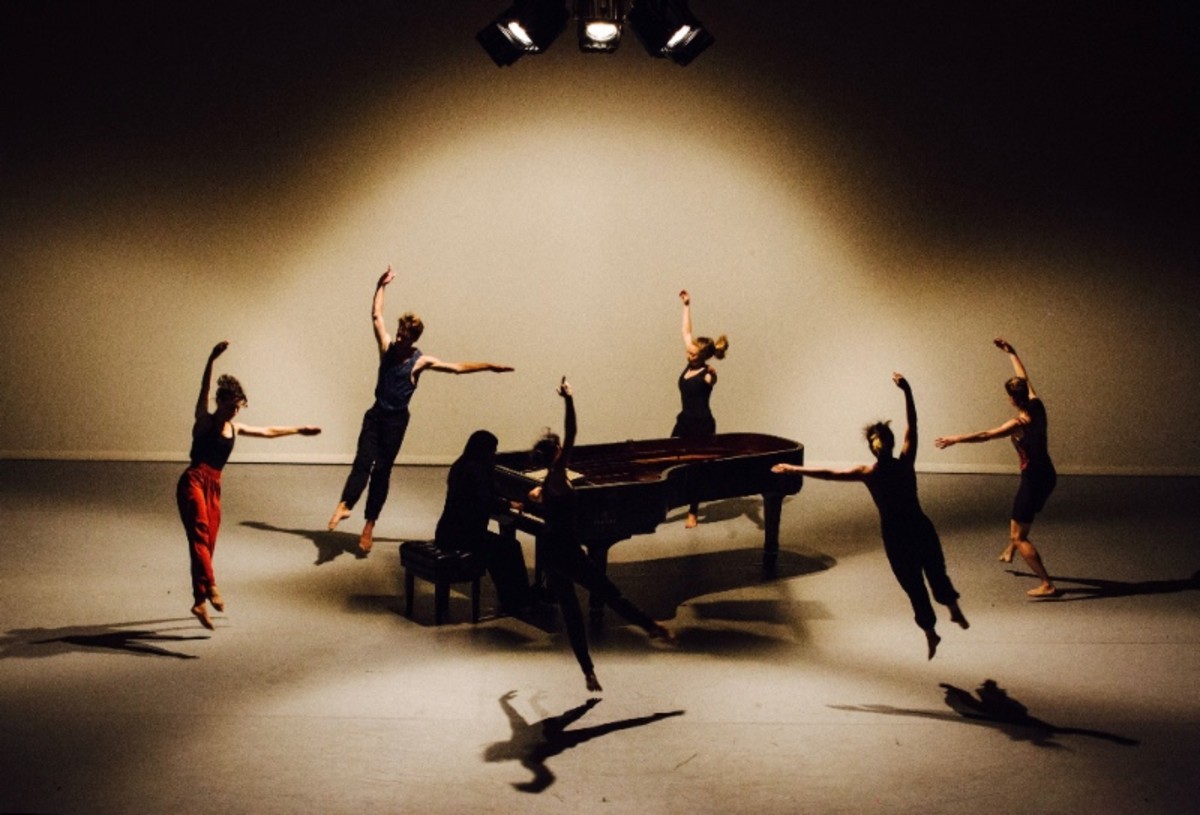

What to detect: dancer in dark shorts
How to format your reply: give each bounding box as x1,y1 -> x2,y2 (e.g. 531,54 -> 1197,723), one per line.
671,289 -> 729,528
178,341 -> 321,630
527,378 -> 674,691
328,265 -> 514,554
936,338 -> 1058,597
773,373 -> 968,659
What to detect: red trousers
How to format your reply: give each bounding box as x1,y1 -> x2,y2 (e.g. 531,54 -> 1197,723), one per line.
177,463 -> 222,604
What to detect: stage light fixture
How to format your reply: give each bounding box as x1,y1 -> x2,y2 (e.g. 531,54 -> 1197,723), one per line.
627,0 -> 713,66
577,0 -> 624,54
477,0 -> 571,67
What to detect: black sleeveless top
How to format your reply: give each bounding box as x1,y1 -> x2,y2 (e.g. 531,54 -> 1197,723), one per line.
673,367 -> 715,437
189,419 -> 235,470
1011,398 -> 1051,471
375,344 -> 421,412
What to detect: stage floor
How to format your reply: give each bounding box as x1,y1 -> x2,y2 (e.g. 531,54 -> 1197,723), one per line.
1,461 -> 1197,814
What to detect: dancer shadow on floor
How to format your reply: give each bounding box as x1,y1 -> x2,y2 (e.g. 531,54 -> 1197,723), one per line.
1,621 -> 208,660
831,679 -> 1138,748
483,691 -> 685,793
240,520 -> 401,565
1007,569 -> 1200,601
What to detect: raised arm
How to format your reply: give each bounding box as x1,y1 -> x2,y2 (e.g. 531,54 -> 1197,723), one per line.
679,290 -> 699,354
995,337 -> 1036,399
372,266 -> 395,354
894,372 -> 917,458
558,377 -> 576,457
194,341 -> 228,421
235,423 -> 322,439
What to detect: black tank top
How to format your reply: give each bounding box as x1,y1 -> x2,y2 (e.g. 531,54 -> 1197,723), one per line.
1011,398 -> 1050,470
189,419 -> 235,470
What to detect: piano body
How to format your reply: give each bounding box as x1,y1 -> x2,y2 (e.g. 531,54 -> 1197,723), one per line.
492,432 -> 804,620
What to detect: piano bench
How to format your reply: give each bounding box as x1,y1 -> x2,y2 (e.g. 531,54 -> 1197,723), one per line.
399,540 -> 486,625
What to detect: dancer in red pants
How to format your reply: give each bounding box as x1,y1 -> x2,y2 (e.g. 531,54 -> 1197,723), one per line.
178,341 -> 321,630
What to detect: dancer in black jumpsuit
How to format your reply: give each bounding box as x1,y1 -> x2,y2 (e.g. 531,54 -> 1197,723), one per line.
774,373 -> 968,659
671,289 -> 729,528
528,378 -> 674,691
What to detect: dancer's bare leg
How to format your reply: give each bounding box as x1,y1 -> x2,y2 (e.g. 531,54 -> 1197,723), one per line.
998,542 -> 1016,562
1011,520 -> 1057,596
328,501 -> 351,531
358,519 -> 375,554
208,585 -> 225,613
685,502 -> 699,529
585,672 -> 602,692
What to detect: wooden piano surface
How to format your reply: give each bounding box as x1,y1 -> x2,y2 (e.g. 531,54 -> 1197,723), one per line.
492,432 -> 804,560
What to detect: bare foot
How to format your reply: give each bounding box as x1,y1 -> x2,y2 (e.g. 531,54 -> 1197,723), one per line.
649,622 -> 676,643
1026,583 -> 1059,598
191,603 -> 214,631
925,629 -> 941,660
358,520 -> 375,554
328,501 -> 351,531
998,545 -> 1015,563
684,513 -> 698,529
208,586 -> 225,613
585,672 -> 603,692
948,603 -> 969,630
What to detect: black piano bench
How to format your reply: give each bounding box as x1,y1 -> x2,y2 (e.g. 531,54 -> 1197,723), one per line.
399,540 -> 485,625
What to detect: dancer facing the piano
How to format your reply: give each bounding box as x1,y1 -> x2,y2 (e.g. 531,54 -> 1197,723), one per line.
672,289 -> 729,529
772,373 -> 968,659
527,377 -> 674,692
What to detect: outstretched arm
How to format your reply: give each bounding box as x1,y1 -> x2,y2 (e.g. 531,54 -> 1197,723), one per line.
771,462 -> 870,482
995,337 -> 1036,399
372,266 -> 395,354
413,357 -> 514,377
935,418 -> 1021,449
895,372 -> 917,458
194,341 -> 228,421
679,290 -> 700,355
235,423 -> 322,439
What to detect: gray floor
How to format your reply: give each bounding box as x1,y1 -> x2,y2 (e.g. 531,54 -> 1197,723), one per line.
1,461 -> 1197,815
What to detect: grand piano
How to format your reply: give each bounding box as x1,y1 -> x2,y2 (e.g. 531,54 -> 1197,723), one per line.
492,432 -> 804,620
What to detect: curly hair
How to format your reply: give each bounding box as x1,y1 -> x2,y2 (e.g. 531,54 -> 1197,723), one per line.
216,374 -> 247,407
396,312 -> 425,343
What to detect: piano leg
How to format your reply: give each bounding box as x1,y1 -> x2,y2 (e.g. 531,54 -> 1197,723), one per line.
762,492 -> 783,572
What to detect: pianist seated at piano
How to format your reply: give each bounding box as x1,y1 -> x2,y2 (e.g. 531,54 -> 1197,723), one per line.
528,377 -> 675,693
434,430 -> 532,616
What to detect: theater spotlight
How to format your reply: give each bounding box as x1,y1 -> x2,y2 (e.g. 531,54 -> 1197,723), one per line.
477,0 -> 571,67
627,0 -> 713,66
577,0 -> 624,54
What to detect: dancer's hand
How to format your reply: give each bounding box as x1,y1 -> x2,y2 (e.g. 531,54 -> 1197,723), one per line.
557,376 -> 572,398
934,436 -> 956,449
377,264 -> 395,287
893,372 -> 909,389
297,426 -> 321,436
679,289 -> 690,305
209,341 -> 229,360
993,337 -> 1014,354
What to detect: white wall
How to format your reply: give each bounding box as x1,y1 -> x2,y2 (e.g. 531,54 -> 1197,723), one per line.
1,2 -> 1195,474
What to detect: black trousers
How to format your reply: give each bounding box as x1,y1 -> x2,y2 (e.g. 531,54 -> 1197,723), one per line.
882,515 -> 959,631
339,406 -> 410,522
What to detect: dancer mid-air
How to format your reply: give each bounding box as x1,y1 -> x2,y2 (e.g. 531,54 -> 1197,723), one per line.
328,265 -> 513,554
773,373 -> 967,659
178,341 -> 321,630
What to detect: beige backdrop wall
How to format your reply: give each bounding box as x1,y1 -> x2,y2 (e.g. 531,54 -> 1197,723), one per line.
1,2 -> 1195,474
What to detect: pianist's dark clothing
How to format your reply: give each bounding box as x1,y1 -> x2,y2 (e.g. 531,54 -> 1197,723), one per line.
540,470 -> 659,677
671,366 -> 716,438
435,454 -> 530,612
863,454 -> 959,632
